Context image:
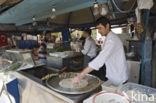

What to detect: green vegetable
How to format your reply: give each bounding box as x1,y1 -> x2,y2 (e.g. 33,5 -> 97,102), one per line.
55,47 -> 71,52
7,62 -> 22,71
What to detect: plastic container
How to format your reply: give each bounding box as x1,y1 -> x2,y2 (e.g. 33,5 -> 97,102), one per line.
117,82 -> 156,103
49,52 -> 67,58
101,81 -> 118,92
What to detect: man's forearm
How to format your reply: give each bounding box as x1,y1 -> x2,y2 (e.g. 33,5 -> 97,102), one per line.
81,49 -> 87,55
80,66 -> 94,77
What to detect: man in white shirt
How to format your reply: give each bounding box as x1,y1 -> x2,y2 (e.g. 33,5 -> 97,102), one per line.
81,28 -> 97,68
73,16 -> 128,86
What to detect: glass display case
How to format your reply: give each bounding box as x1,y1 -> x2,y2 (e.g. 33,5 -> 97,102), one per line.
0,49 -> 36,72
5,49 -> 35,66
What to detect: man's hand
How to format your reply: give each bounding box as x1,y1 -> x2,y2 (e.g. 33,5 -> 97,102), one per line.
72,67 -> 94,85
72,74 -> 84,85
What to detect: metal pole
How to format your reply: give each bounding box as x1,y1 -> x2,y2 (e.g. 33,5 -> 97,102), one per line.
140,10 -> 150,84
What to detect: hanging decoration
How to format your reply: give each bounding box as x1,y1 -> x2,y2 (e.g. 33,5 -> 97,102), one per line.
32,16 -> 37,26
93,0 -> 99,16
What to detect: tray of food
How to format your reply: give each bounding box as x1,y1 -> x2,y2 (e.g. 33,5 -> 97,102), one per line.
46,72 -> 101,94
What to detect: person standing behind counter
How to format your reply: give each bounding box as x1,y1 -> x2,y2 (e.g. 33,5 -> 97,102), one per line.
38,39 -> 47,64
73,16 -> 128,86
81,28 -> 97,68
70,38 -> 82,52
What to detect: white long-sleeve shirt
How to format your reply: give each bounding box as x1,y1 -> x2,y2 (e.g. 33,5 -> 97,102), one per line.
89,31 -> 128,84
81,37 -> 97,58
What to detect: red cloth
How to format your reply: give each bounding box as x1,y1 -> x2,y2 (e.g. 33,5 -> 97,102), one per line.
0,34 -> 8,46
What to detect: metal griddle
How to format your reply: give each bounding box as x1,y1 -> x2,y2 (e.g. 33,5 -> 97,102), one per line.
46,72 -> 101,95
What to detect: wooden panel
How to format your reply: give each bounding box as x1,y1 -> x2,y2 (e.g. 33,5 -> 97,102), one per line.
2,0 -> 22,6
0,25 -> 16,31
0,0 -> 7,6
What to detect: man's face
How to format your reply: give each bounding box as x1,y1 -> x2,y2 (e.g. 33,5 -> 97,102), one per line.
96,23 -> 109,36
82,31 -> 88,38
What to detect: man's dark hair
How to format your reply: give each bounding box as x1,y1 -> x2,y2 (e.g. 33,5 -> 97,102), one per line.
95,16 -> 111,28
84,28 -> 91,36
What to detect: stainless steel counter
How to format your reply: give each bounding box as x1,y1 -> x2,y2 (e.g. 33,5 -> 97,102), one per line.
18,66 -> 101,103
